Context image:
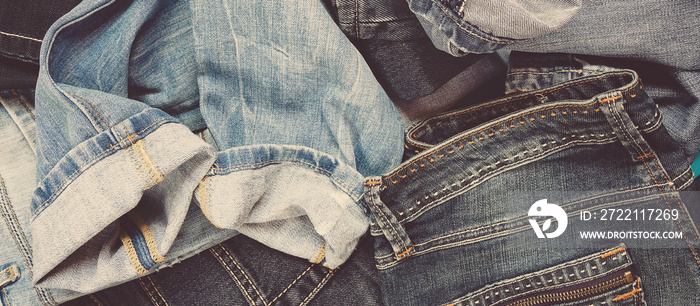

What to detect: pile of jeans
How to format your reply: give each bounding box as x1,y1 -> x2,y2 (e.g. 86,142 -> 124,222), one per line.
1,0 -> 699,305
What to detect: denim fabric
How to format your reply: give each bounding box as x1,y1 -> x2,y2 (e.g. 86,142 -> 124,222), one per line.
505,52 -> 700,164
410,0 -> 699,72
0,0 -> 81,64
364,70 -> 700,305
65,234 -> 382,306
32,0 -> 403,294
0,59 -> 39,89
328,0 -> 486,103
0,89 -> 85,305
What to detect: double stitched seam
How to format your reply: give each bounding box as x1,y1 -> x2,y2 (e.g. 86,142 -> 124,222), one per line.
212,159 -> 361,201
10,90 -> 35,120
220,244 -> 268,305
120,231 -> 148,275
613,279 -> 642,302
640,157 -> 700,269
128,212 -> 165,264
300,271 -> 333,305
428,0 -> 511,45
67,92 -> 110,132
0,177 -> 35,273
408,74 -> 638,144
210,246 -> 257,305
373,187 -> 658,261
0,178 -> 55,305
32,117 -> 169,216
602,97 -> 647,158
269,264 -> 314,304
379,192 -> 663,266
368,190 -> 410,253
397,136 -> 617,223
147,276 -> 168,306
390,95 -> 633,184
137,277 -> 168,306
452,250 -> 631,304
652,158 -> 700,252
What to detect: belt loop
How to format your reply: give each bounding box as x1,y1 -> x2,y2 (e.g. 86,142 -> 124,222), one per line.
598,91 -> 653,162
363,177 -> 414,260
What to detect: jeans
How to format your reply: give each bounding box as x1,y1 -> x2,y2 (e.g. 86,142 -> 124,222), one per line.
364,69 -> 700,305
32,0 -> 403,294
65,234 -> 382,306
327,0 -> 486,104
0,89 -> 84,305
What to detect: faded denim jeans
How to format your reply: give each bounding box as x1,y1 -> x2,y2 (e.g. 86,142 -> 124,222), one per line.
31,0 -> 404,294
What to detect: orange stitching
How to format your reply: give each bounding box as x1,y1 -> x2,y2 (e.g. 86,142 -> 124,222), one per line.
635,152 -> 653,160
600,247 -> 626,259
408,73 -> 638,139
600,95 -> 623,103
396,76 -> 641,182
396,247 -> 413,259
387,101 -> 605,181
414,74 -> 637,129
364,180 -> 381,186
613,287 -> 641,302
69,92 -> 111,129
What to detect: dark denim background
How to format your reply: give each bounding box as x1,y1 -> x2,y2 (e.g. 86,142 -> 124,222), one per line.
66,234 -> 382,305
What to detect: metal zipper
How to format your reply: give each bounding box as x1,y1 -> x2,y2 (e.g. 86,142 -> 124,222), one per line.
505,270 -> 635,306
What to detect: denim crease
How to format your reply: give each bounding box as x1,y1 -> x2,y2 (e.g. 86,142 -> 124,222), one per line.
365,69 -> 700,305
31,0 -> 403,293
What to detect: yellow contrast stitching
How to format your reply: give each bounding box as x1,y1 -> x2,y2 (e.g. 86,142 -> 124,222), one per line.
34,118 -> 169,214
269,264 -> 315,304
120,230 -> 148,275
220,245 -> 267,305
210,247 -> 257,305
310,243 -> 326,264
128,212 -> 165,264
147,276 -> 169,306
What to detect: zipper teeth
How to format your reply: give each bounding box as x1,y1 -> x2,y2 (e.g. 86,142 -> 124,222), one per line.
508,274 -> 630,306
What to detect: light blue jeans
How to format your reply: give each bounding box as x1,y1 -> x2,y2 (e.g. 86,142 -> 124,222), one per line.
31,0 -> 403,294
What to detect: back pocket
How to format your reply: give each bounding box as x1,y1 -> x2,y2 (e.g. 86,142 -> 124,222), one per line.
442,244 -> 645,306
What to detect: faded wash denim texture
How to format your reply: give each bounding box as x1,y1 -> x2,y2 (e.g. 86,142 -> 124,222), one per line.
364,69 -> 700,305
66,234 -> 382,306
31,0 -> 403,294
0,89 -> 88,305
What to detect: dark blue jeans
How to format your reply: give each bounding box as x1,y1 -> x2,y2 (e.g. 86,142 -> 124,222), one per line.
65,234 -> 382,305
364,70 -> 700,305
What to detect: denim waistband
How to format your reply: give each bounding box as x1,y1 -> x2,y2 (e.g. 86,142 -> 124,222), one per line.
378,71 -> 668,217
